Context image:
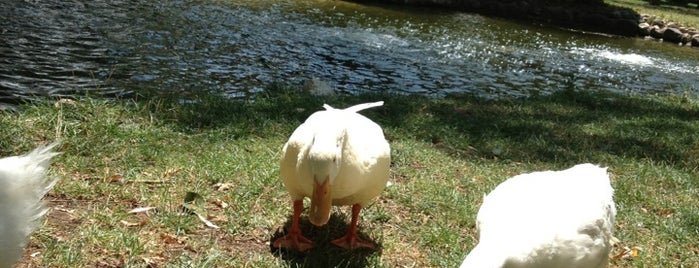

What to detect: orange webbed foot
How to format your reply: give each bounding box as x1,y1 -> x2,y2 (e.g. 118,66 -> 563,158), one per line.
273,230 -> 314,252
274,200 -> 314,252
331,232 -> 375,250
331,204 -> 375,250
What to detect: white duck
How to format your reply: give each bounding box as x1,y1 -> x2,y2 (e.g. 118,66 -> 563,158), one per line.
0,142 -> 59,267
274,101 -> 390,252
461,163 -> 616,268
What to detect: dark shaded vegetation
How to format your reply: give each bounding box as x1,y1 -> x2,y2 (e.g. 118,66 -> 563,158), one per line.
350,0 -> 641,36
650,0 -> 699,7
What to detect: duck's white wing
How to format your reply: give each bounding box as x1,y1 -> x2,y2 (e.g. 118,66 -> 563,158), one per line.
330,108 -> 390,207
279,111 -> 327,201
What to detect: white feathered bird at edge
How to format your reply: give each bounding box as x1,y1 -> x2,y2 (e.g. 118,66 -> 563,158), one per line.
0,142 -> 60,267
461,163 -> 616,268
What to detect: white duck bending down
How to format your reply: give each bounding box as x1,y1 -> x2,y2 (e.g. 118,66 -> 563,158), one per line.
461,163 -> 616,268
0,142 -> 60,267
274,101 -> 390,252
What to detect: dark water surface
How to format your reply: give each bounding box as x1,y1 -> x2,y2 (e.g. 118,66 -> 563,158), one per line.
2,0 -> 698,104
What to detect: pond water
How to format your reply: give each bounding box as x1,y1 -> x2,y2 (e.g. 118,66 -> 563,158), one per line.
1,0 -> 698,104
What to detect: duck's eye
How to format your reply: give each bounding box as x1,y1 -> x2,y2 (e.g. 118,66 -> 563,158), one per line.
332,157 -> 337,163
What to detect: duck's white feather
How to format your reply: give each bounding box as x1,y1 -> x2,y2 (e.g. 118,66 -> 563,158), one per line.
323,101 -> 384,113
461,163 -> 616,268
280,102 -> 390,206
0,142 -> 59,267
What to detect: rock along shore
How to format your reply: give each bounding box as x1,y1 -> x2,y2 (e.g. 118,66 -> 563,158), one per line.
353,0 -> 699,48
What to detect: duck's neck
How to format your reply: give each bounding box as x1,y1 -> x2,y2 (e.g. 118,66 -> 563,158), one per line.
307,126 -> 347,179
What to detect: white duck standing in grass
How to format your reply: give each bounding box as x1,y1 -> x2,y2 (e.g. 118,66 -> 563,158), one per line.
274,101 -> 390,252
461,163 -> 616,268
0,142 -> 59,267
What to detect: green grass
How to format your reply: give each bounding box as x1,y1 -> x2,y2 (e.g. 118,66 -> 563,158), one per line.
606,0 -> 699,28
3,86 -> 699,267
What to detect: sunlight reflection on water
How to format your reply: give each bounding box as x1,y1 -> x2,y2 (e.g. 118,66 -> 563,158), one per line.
1,0 -> 698,104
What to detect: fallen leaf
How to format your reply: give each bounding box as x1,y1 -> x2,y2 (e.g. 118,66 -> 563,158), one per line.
196,213 -> 220,229
612,246 -> 642,260
54,98 -> 76,107
182,192 -> 220,228
141,255 -> 167,267
184,245 -> 198,253
181,203 -> 196,214
128,207 -> 157,214
213,182 -> 235,191
132,180 -> 165,184
160,233 -> 185,244
121,219 -> 148,227
106,174 -> 125,183
631,247 -> 640,257
609,236 -> 621,246
51,234 -> 67,242
55,207 -> 75,214
162,167 -> 181,179
212,198 -> 229,209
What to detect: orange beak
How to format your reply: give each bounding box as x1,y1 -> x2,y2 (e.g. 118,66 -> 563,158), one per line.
309,175 -> 332,226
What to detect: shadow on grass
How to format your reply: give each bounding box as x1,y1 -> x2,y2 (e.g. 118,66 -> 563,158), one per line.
419,89 -> 698,167
270,212 -> 381,268
139,85 -> 699,173
134,85 -> 325,136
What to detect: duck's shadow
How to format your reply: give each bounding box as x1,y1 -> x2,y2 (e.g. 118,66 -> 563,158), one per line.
270,212 -> 382,268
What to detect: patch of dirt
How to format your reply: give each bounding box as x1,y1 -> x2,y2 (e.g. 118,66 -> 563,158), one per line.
16,196 -> 87,267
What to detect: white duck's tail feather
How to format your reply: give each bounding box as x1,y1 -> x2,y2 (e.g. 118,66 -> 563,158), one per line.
27,142 -> 60,196
323,101 -> 384,113
0,142 -> 60,267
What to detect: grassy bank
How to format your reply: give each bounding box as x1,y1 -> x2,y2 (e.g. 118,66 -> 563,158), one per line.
606,0 -> 699,28
2,87 -> 699,267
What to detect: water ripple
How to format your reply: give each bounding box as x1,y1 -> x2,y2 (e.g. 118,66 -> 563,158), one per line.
1,0 -> 698,104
